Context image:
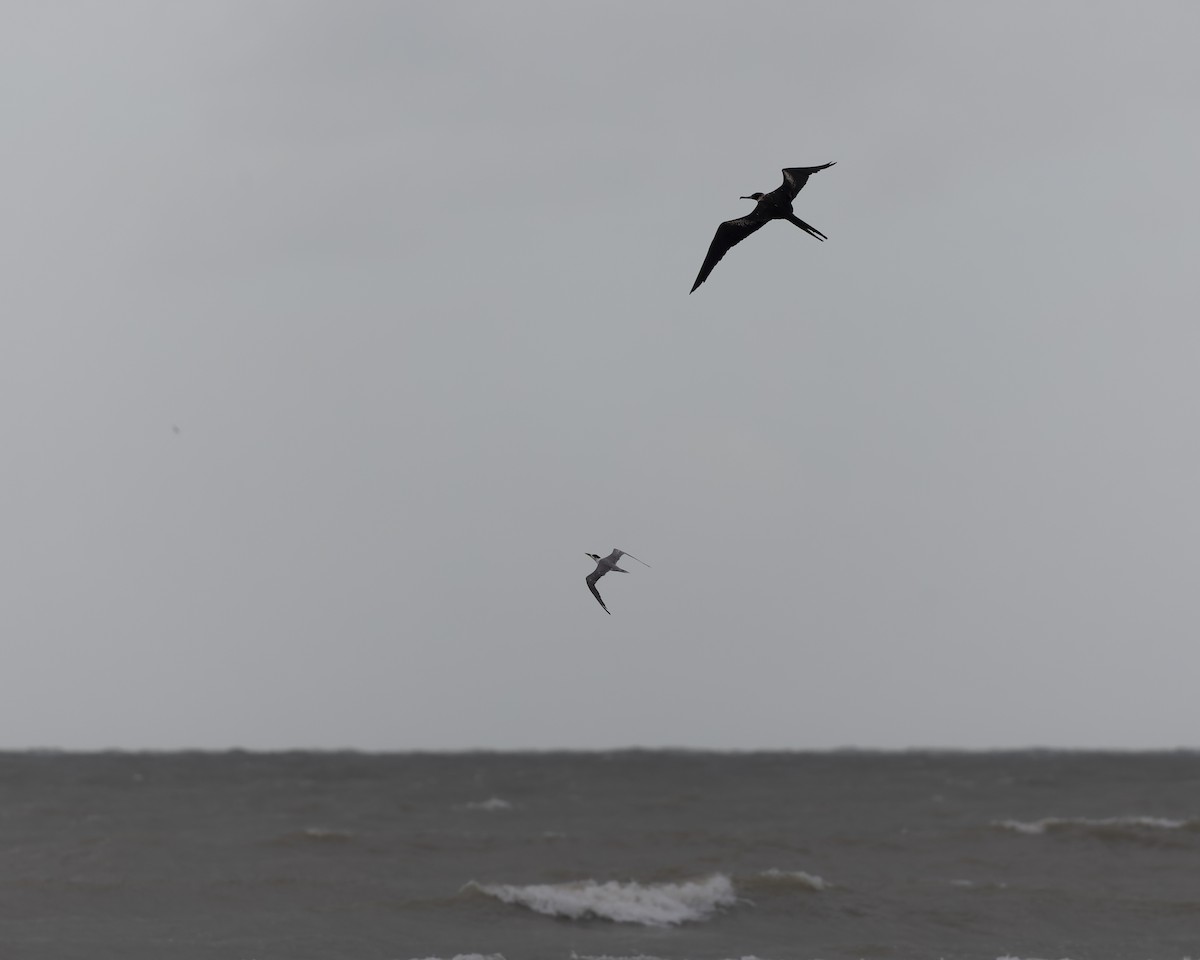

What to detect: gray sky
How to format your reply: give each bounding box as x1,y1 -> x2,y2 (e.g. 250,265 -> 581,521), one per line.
3,1 -> 1199,750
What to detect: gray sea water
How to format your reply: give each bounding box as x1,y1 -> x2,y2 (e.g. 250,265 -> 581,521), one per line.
1,750 -> 1197,959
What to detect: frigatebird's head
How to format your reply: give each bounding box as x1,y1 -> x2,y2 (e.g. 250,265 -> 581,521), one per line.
585,553 -> 601,561
740,192 -> 766,201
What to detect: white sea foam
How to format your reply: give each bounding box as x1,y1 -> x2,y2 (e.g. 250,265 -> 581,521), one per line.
995,956 -> 1078,960
467,873 -> 736,926
569,954 -> 666,960
571,955 -> 780,960
950,878 -> 1008,890
408,955 -> 506,960
300,826 -> 353,841
459,797 -> 513,812
993,815 -> 1191,835
272,826 -> 354,845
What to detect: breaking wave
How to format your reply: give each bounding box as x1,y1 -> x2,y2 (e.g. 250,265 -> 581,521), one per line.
992,815 -> 1197,837
458,797 -> 513,812
569,956 -> 780,960
271,826 -> 354,845
464,873 -> 736,926
743,868 -> 830,891
408,955 -> 506,960
949,878 -> 1009,891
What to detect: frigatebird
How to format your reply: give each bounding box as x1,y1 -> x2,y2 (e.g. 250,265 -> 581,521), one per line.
690,162 -> 835,293
585,548 -> 651,614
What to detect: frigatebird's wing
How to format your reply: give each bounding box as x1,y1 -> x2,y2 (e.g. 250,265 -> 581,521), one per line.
586,570 -> 611,614
690,214 -> 770,293
773,162 -> 836,204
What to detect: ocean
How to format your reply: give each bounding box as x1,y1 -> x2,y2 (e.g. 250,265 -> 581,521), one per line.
0,750 -> 1196,959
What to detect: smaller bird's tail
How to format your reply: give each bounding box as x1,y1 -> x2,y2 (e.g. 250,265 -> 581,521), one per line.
786,214 -> 827,241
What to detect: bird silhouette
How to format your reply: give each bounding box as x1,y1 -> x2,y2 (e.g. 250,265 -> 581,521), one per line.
691,162 -> 835,293
584,548 -> 650,614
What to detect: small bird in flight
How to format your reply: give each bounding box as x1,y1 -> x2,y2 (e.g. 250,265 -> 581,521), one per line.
690,162 -> 835,293
585,548 -> 651,614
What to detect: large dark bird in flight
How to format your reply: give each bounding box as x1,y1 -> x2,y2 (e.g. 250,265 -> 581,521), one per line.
584,548 -> 650,614
691,162 -> 835,293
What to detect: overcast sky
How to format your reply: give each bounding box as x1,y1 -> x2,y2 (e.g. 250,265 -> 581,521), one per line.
3,2 -> 1198,750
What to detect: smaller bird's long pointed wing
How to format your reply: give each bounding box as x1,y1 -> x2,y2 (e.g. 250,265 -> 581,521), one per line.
690,215 -> 769,293
774,162 -> 836,203
586,573 -> 611,614
614,549 -> 651,568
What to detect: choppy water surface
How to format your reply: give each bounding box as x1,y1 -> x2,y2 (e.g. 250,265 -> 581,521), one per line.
1,750 -> 1197,959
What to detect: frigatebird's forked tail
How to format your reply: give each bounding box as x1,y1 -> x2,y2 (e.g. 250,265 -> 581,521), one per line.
785,213 -> 827,242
